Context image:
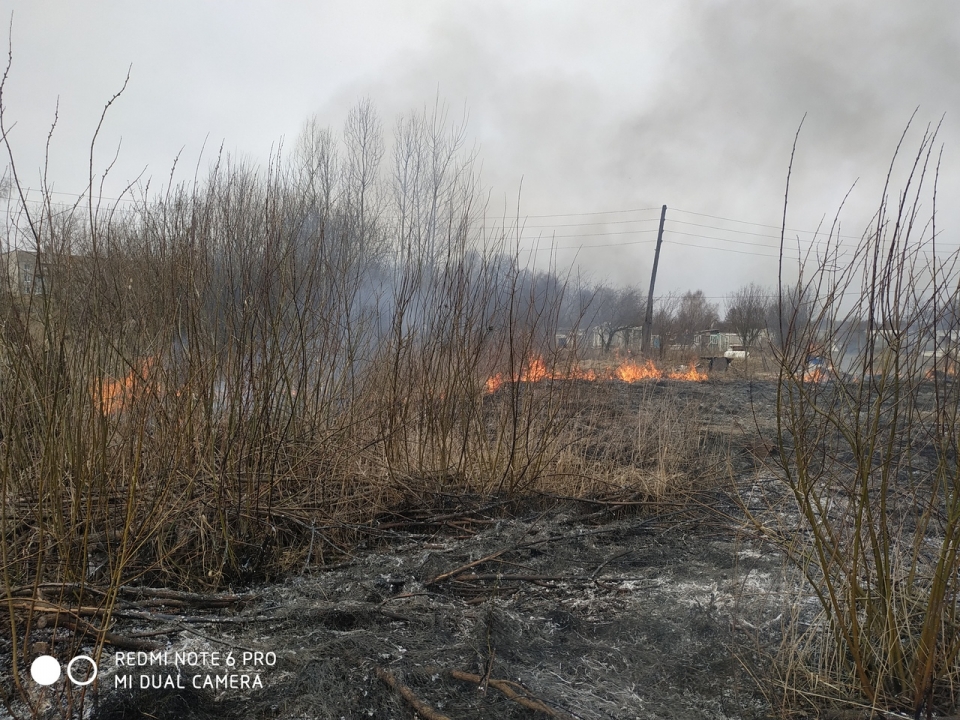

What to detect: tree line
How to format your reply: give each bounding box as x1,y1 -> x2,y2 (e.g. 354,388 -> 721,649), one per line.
561,281 -> 774,356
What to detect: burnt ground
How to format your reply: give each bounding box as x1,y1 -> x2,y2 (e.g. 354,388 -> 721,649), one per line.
7,377 -> 810,720
86,506 -> 788,720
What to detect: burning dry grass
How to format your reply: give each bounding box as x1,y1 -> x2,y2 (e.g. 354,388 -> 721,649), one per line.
94,358 -> 159,414
0,94 -> 732,718
1,271 -> 724,667
4,347 -> 719,596
483,356 -> 707,394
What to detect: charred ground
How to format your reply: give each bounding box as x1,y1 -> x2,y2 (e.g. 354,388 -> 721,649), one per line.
6,376 -> 806,719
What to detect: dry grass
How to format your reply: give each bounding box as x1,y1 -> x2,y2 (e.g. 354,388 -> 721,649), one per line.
0,94 -> 720,717
749,121 -> 960,717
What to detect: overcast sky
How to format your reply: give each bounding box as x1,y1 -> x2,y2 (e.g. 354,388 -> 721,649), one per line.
2,1 -> 958,302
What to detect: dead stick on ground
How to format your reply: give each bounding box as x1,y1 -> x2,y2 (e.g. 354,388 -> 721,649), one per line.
375,666 -> 451,720
117,586 -> 257,606
427,547 -> 512,585
6,586 -> 255,609
451,669 -> 573,719
6,599 -> 161,651
56,615 -> 162,652
6,598 -> 106,618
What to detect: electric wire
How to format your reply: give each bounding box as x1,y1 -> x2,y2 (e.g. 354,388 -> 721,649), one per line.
4,193 -> 953,261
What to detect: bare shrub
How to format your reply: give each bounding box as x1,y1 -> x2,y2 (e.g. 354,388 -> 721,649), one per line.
754,119 -> 960,717
0,83 -> 643,714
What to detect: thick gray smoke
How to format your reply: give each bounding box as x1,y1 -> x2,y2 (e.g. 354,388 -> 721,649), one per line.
319,1 -> 959,298
4,1 -> 958,302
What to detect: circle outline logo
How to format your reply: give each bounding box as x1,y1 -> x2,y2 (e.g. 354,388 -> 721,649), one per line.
66,655 -> 98,686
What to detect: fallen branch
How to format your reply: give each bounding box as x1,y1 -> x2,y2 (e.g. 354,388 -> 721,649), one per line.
375,666 -> 451,720
54,614 -> 162,652
111,610 -> 259,624
6,599 -> 160,651
427,547 -> 512,585
5,585 -> 256,611
6,598 -> 105,618
451,669 -> 573,718
117,586 -> 257,607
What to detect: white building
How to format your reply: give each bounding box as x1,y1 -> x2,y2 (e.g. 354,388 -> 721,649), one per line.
1,250 -> 48,295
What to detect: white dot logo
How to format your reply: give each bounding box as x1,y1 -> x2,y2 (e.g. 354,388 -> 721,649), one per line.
30,655 -> 61,686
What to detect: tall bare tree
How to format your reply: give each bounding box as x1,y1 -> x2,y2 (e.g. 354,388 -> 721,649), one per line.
593,285 -> 646,353
724,282 -> 772,350
674,290 -> 719,348
652,292 -> 681,358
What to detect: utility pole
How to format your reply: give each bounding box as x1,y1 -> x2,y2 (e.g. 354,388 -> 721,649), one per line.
642,205 -> 667,356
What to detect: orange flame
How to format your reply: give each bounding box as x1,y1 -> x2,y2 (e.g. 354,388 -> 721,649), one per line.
568,367 -> 599,381
485,374 -> 504,394
925,358 -> 959,380
615,360 -> 661,382
666,365 -> 709,381
483,357 -> 706,392
95,358 -> 158,414
803,367 -> 828,383
520,357 -> 550,382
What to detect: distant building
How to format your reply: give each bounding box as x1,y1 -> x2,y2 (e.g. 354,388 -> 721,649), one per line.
556,326 -> 657,352
1,249 -> 94,297
694,329 -> 739,354
1,249 -> 49,295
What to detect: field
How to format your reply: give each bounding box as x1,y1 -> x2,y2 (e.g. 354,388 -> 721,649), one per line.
3,111 -> 960,719
9,375 -> 787,720
5,366 -> 958,720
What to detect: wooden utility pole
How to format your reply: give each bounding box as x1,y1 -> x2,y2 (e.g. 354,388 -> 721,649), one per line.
642,205 -> 667,356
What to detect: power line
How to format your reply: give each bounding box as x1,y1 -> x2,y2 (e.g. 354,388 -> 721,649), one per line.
513,224 -> 815,254
518,235 -> 801,259
501,222 -> 836,250
516,238 -> 657,252
666,238 -> 793,259
485,216 -> 662,229
667,216 -> 864,242
1,204 -> 918,257
510,228 -> 661,241
5,193 -> 952,257
0,190 -> 881,241
670,206 -> 866,240
13,188 -> 140,204
486,206 -> 663,219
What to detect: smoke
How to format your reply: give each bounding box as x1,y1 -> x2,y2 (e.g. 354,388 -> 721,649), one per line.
4,0 -> 958,301
316,0 -> 959,298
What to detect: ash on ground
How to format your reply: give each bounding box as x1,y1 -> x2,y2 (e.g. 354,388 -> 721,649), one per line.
88,503 -> 793,720
7,378 -> 809,720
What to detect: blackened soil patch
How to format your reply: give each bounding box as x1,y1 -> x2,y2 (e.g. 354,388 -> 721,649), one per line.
86,502 -> 785,720
92,685 -> 244,720
5,379 -> 793,720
